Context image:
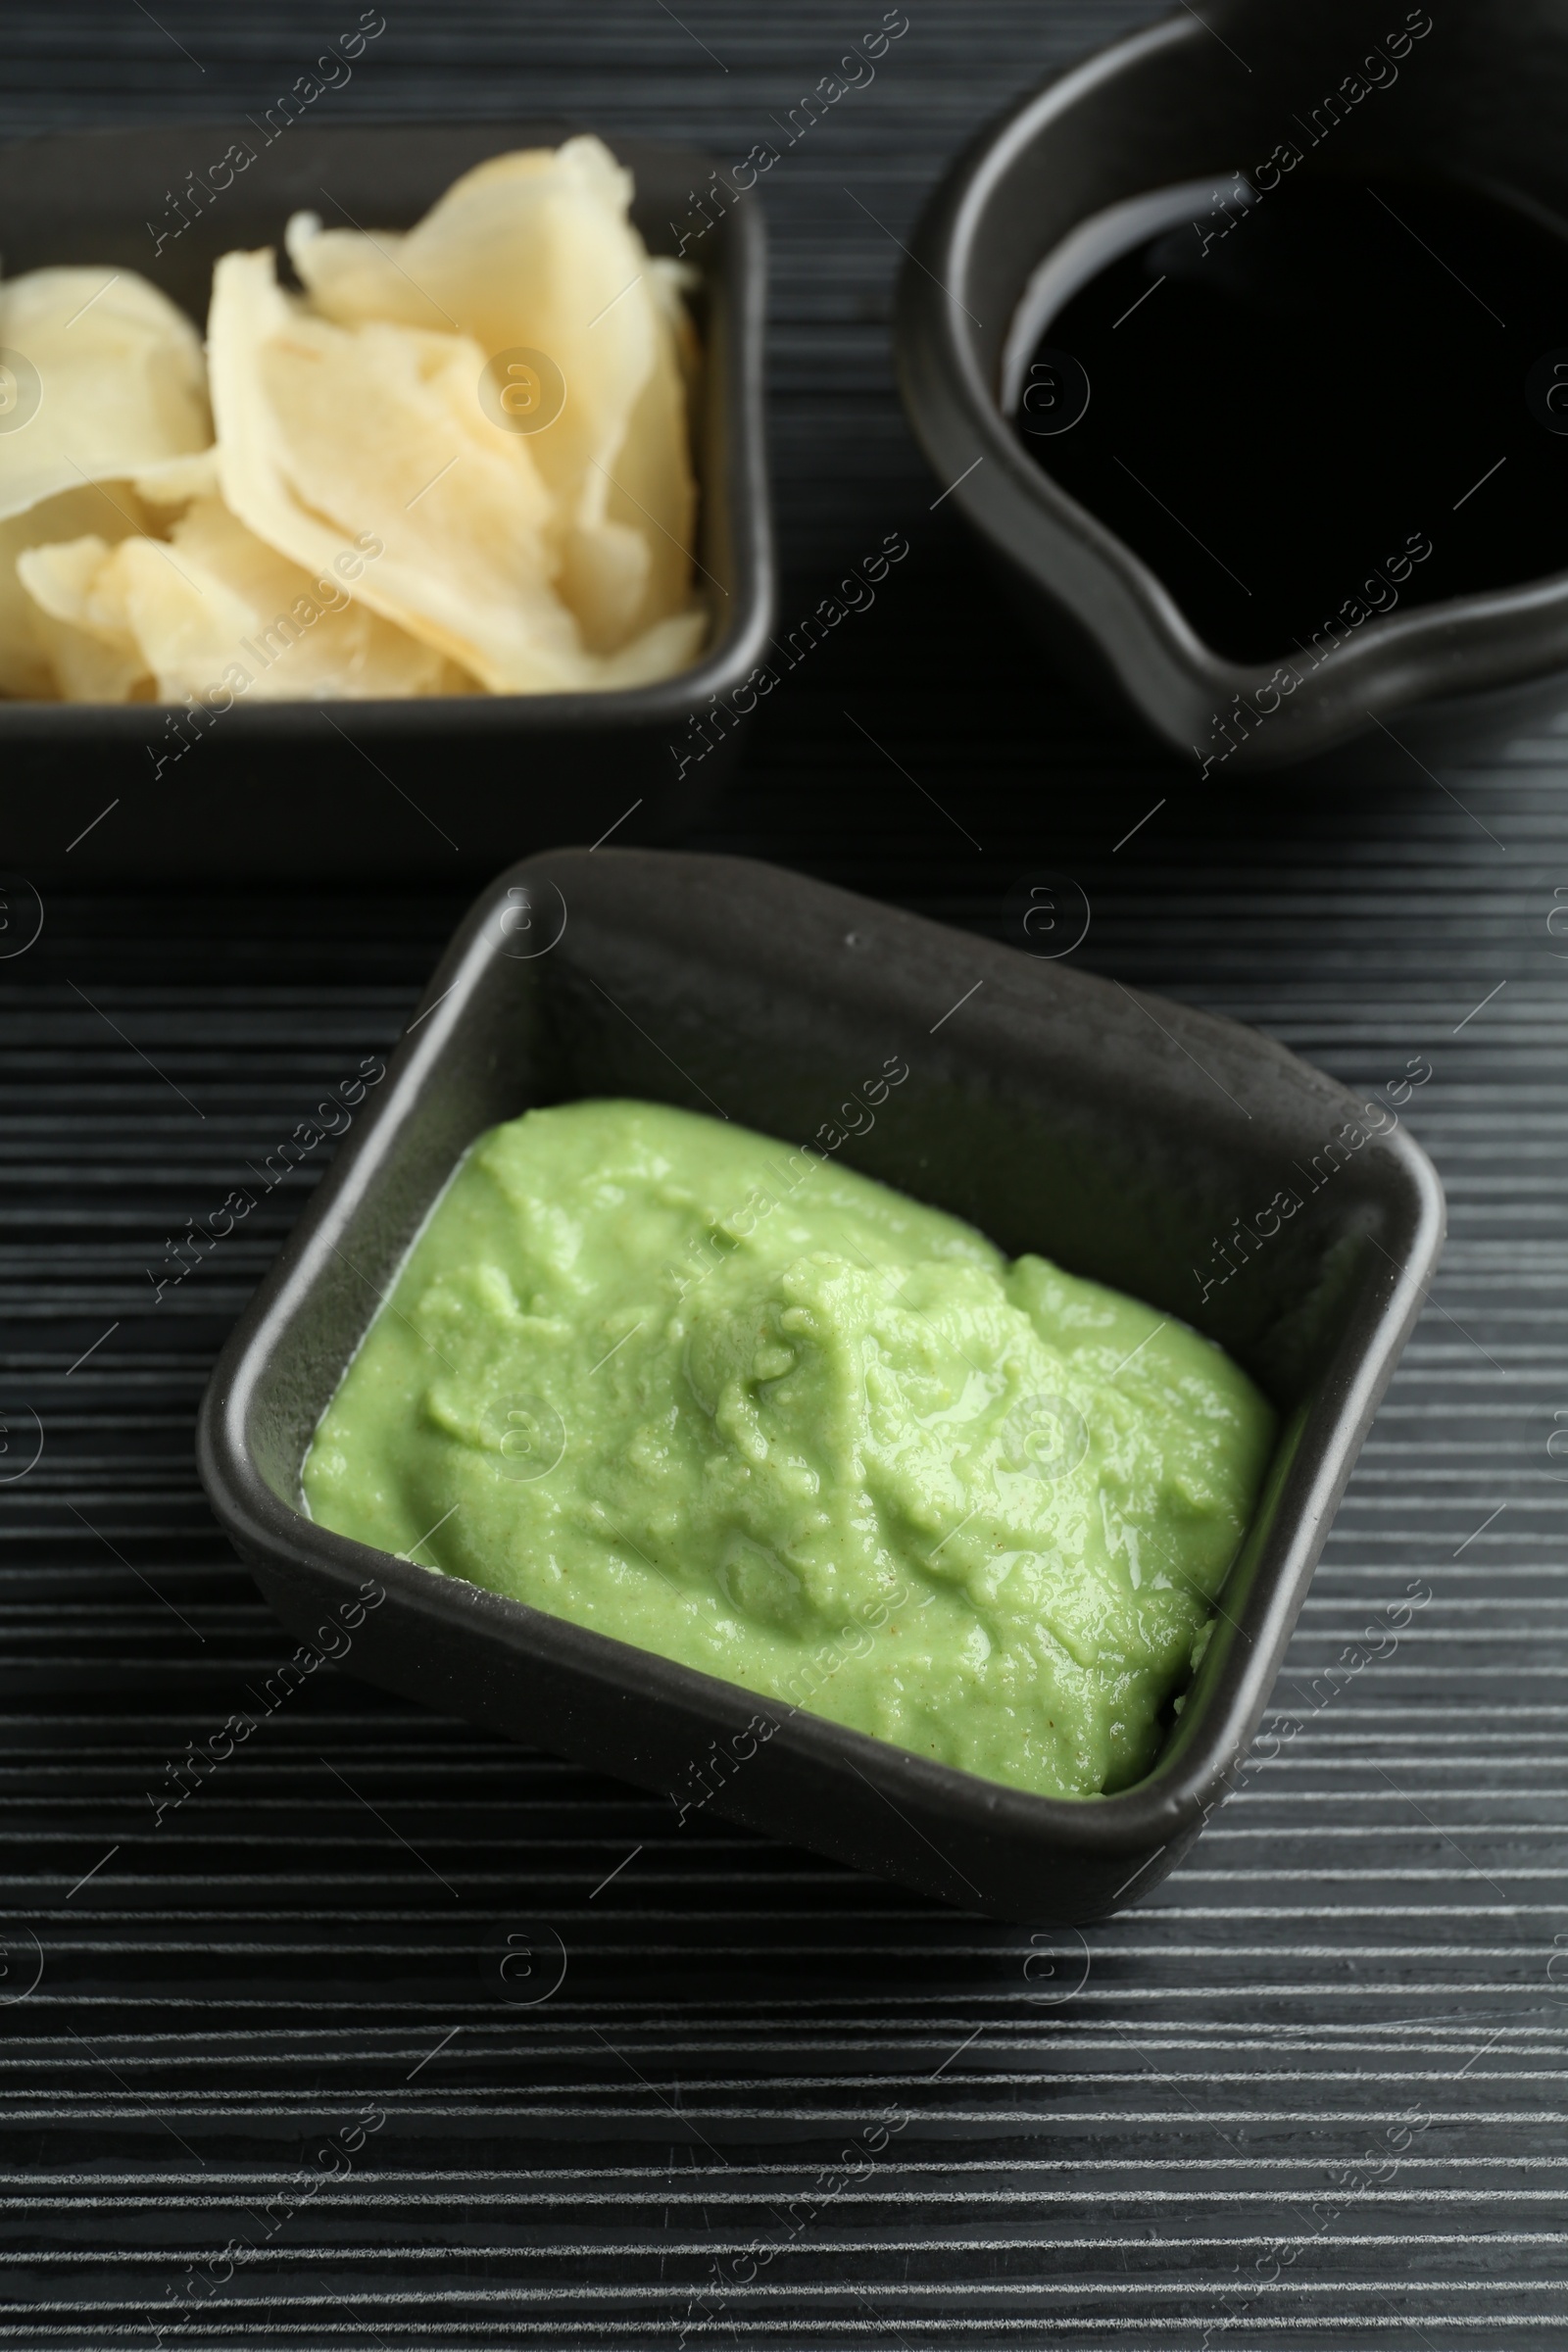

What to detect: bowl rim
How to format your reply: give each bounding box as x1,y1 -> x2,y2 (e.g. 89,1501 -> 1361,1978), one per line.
0,115 -> 774,734
893,5 -> 1568,767
196,845 -> 1447,1877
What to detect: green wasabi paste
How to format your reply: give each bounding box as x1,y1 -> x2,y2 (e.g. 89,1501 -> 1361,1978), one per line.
303,1099 -> 1275,1799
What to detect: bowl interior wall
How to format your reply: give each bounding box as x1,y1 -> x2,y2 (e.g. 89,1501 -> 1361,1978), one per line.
0,119 -> 718,304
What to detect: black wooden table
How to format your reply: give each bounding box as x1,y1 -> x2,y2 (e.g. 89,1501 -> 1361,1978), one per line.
3,1 -> 1565,2342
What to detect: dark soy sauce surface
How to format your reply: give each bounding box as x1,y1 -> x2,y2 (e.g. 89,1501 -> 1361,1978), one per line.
1020,174 -> 1568,662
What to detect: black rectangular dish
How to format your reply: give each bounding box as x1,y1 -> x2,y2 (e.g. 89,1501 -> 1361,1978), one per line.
0,121 -> 772,883
197,847 -> 1445,1923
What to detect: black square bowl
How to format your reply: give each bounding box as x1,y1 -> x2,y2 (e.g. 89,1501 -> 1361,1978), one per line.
197,849 -> 1445,1923
0,121 -> 772,882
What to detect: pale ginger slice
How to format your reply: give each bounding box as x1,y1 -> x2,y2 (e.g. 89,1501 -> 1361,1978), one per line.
283,136 -> 701,657
21,492 -> 472,703
132,449 -> 222,509
0,269 -> 210,523
210,245 -> 703,690
0,481 -> 153,698
577,260 -> 699,650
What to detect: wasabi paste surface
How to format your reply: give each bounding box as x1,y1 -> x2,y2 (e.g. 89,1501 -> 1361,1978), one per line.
304,1099 -> 1275,1799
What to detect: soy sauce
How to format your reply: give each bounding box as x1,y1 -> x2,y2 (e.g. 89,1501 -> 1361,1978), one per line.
1016,174 -> 1568,662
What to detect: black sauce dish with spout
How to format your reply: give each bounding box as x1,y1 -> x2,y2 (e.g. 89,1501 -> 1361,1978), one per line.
896,0 -> 1568,773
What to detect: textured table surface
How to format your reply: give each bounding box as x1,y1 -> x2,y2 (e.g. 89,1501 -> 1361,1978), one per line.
3,1 -> 1567,2344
